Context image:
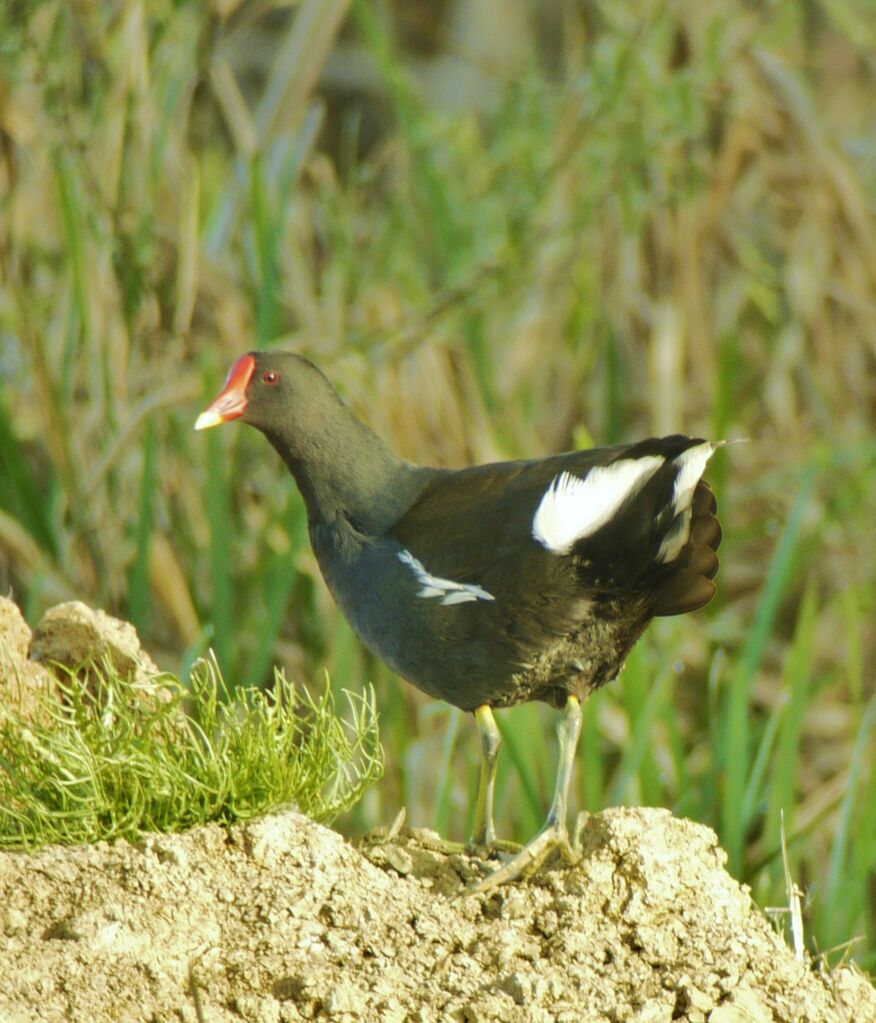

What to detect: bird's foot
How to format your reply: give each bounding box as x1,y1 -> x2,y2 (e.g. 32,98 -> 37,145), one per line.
411,834 -> 520,859
467,837 -> 522,860
360,809 -> 520,860
466,814 -> 587,894
411,835 -> 469,855
360,807 -> 407,847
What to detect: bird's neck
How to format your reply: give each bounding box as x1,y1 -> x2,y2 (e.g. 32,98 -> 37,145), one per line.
261,407 -> 425,536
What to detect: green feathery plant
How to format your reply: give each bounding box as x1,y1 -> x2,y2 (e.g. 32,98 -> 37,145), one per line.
0,656 -> 382,850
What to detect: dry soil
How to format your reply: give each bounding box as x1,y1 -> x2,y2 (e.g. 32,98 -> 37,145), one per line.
1,597 -> 874,1023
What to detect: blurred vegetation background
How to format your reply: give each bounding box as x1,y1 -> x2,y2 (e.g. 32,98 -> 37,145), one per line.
1,0 -> 874,968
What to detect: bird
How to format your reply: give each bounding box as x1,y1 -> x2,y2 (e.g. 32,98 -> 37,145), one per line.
195,351 -> 722,891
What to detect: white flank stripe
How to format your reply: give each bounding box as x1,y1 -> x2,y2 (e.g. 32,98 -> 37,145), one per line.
532,456 -> 664,555
397,549 -> 495,605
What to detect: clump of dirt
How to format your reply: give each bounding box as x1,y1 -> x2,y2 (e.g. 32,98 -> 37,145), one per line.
28,599 -> 161,682
0,595 -> 168,717
0,810 -> 873,1023
0,596 -> 54,719
1,597 -> 874,1023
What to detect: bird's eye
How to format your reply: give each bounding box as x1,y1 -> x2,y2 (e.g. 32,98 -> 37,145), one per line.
263,371 -> 279,385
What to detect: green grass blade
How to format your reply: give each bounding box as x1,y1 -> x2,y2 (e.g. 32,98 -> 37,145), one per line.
499,703 -> 550,837
0,393 -> 58,557
722,465 -> 816,874
205,425 -> 235,679
664,704 -> 694,817
740,698 -> 782,832
603,325 -> 625,444
761,580 -> 817,857
580,690 -> 605,813
55,151 -> 91,350
127,418 -> 158,635
821,697 -> 876,950
432,706 -> 462,838
609,664 -> 673,807
617,642 -> 664,805
709,332 -> 740,506
840,585 -> 863,706
846,731 -> 876,971
247,500 -> 309,687
250,154 -> 281,344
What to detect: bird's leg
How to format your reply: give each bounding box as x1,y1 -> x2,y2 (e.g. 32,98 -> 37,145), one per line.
380,705 -> 516,859
415,704 -> 520,859
466,705 -> 520,857
542,692 -> 583,844
468,694 -> 583,893
471,704 -> 501,847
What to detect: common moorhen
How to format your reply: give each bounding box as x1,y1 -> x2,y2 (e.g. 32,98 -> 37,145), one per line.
196,351 -> 722,891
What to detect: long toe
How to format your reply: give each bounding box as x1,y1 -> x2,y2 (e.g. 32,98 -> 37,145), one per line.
467,836 -> 522,860
466,823 -> 580,894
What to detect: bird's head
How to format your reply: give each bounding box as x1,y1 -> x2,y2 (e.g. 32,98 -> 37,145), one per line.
195,351 -> 336,438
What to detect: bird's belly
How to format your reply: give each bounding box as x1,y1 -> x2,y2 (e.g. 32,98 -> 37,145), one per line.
314,531 -> 652,712
345,585 -> 650,713
499,609 -> 651,709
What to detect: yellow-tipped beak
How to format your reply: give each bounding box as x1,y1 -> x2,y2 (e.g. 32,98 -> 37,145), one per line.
194,408 -> 228,431
194,353 -> 256,431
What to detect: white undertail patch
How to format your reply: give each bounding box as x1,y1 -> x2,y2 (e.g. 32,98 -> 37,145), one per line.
671,442 -> 715,513
657,442 -> 717,563
532,456 -> 664,555
398,549 -> 495,605
656,515 -> 690,564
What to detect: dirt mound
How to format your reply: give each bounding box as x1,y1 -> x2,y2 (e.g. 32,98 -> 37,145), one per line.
1,597 -> 874,1022
0,810 -> 872,1023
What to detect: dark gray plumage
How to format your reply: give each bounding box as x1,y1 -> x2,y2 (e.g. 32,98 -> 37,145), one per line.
197,350 -> 722,890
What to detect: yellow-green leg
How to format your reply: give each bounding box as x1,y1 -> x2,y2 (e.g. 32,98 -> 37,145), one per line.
471,705 -> 501,847
468,694 -> 583,893
401,704 -> 516,859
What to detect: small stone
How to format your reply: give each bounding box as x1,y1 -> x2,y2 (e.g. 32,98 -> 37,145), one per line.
377,998 -> 407,1023
324,979 -> 366,1015
499,971 -> 531,1005
536,909 -> 559,936
709,1008 -> 754,1023
631,1001 -> 673,1023
687,985 -> 715,1012
245,813 -> 305,867
384,845 -> 413,875
2,907 -> 29,936
710,985 -> 772,1023
500,889 -> 529,918
234,995 -> 281,1023
149,837 -> 189,869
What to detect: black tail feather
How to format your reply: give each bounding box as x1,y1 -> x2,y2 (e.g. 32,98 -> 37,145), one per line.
653,481 -> 722,617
